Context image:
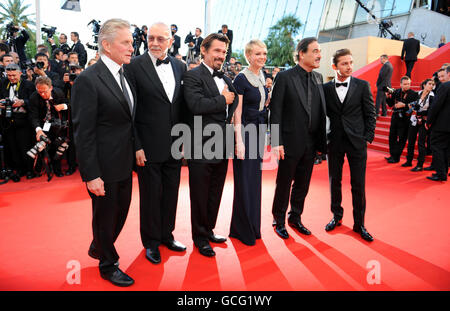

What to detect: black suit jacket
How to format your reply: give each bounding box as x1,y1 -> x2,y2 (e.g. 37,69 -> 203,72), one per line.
324,77 -> 377,150
427,81 -> 450,132
170,35 -> 181,56
218,30 -> 233,46
126,53 -> 186,162
28,87 -> 67,130
71,41 -> 87,67
183,63 -> 238,163
269,65 -> 327,157
0,78 -> 35,121
71,58 -> 137,183
401,38 -> 421,61
376,61 -> 393,88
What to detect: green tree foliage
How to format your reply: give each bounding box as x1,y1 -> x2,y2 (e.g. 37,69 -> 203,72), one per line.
264,14 -> 302,67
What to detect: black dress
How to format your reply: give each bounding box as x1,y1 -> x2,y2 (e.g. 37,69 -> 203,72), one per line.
229,72 -> 268,246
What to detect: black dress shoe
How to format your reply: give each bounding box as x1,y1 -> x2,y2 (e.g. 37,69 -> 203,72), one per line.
196,243 -> 215,257
54,171 -> 64,178
100,268 -> 134,287
353,225 -> 374,242
325,218 -> 342,232
274,225 -> 289,239
209,234 -> 227,243
424,166 -> 435,171
411,166 -> 423,172
401,161 -> 412,167
65,167 -> 77,176
288,220 -> 311,235
385,156 -> 393,161
11,174 -> 20,182
26,171 -> 36,179
427,175 -> 447,182
162,240 -> 186,252
145,247 -> 161,264
387,158 -> 399,164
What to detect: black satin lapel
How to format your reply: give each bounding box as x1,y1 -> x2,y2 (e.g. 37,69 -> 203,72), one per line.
313,73 -> 327,113
170,56 -> 181,102
345,77 -> 357,106
200,63 -> 220,96
291,71 -> 310,117
140,53 -> 171,102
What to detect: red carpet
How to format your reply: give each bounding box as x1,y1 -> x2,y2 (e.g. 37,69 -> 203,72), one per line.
0,150 -> 449,291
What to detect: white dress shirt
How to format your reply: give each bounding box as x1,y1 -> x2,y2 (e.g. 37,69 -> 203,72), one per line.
335,76 -> 352,103
101,54 -> 134,109
202,62 -> 228,117
149,53 -> 176,103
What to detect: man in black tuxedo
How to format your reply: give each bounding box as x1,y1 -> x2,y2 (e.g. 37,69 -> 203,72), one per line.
32,53 -> 64,90
323,49 -> 377,242
126,22 -> 187,265
270,37 -> 327,239
426,69 -> 450,182
183,33 -> 238,257
376,54 -> 393,117
218,25 -> 233,63
385,76 -> 418,163
71,19 -> 136,287
401,32 -> 420,79
169,24 -> 181,57
70,32 -> 87,68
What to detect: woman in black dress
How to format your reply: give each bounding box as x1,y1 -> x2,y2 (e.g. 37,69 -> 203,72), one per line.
229,40 -> 269,246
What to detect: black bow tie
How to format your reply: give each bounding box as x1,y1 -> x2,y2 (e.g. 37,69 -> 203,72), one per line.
336,82 -> 348,88
212,70 -> 225,79
156,58 -> 170,66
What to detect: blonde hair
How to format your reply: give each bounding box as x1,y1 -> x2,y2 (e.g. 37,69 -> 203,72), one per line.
98,18 -> 131,54
245,39 -> 267,57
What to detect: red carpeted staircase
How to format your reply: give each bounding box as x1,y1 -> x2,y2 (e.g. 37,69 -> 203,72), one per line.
353,42 -> 450,162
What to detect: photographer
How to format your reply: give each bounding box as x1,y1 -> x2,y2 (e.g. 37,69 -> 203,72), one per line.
28,76 -> 69,178
6,23 -> 29,67
185,28 -> 203,63
48,33 -> 71,56
169,24 -> 181,57
0,63 -> 36,180
403,79 -> 435,171
131,25 -> 148,56
1,54 -> 14,80
70,32 -> 87,68
32,52 -> 64,90
218,25 -> 233,63
385,76 -> 419,163
49,48 -> 66,79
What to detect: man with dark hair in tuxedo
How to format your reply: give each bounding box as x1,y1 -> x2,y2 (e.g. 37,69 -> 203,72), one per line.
219,25 -> 233,63
71,18 -> 136,287
169,24 -> 181,57
401,32 -> 420,79
183,33 -> 238,257
126,22 -> 187,265
376,54 -> 393,117
70,32 -> 87,68
323,49 -> 376,242
270,37 -> 327,239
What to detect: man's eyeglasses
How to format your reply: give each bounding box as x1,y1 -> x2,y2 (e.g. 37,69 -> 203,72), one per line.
147,36 -> 170,44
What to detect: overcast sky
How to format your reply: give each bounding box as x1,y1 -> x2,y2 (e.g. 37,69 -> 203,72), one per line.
23,0 -> 205,58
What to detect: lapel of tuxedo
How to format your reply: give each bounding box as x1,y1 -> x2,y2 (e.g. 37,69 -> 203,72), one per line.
223,75 -> 238,122
140,53 -> 171,103
169,56 -> 182,102
200,63 -> 221,96
291,66 -> 310,118
96,59 -> 131,118
312,72 -> 326,114
124,69 -> 137,119
344,77 -> 357,108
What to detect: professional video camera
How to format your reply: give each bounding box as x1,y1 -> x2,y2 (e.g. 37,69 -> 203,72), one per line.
0,98 -> 13,119
5,22 -> 19,38
68,64 -> 81,82
41,25 -> 57,42
184,32 -> 195,45
86,19 -> 101,50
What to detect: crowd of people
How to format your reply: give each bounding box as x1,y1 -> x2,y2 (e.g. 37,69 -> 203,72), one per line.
374,32 -> 450,181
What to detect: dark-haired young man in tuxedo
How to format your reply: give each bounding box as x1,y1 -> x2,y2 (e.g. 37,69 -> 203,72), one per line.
401,32 -> 420,79
126,22 -> 187,265
183,33 -> 238,257
270,37 -> 327,239
71,19 -> 136,287
323,49 -> 377,242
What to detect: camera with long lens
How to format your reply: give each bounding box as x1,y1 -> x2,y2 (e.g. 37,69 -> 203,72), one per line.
6,23 -> 19,37
27,135 -> 51,159
383,86 -> 395,94
0,98 -> 14,119
41,25 -> 57,42
86,19 -> 101,50
53,137 -> 70,160
68,64 -> 80,82
184,32 -> 195,46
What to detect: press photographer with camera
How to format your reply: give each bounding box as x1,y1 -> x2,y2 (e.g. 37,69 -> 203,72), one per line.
48,33 -> 71,56
403,79 -> 435,171
385,76 -> 419,163
28,76 -> 69,178
31,52 -> 64,90
70,32 -> 87,68
169,24 -> 181,57
0,63 -> 36,181
185,28 -> 203,63
4,23 -> 29,67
